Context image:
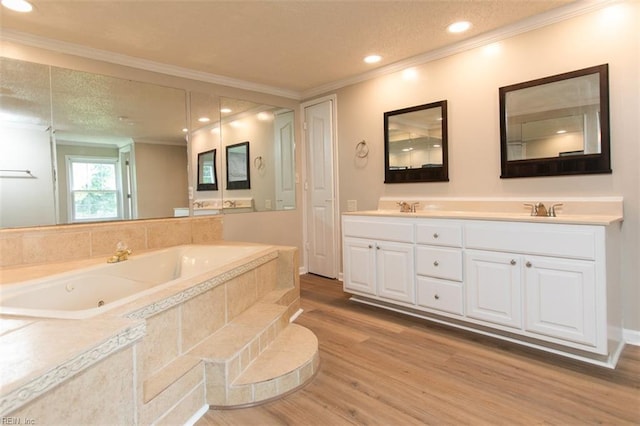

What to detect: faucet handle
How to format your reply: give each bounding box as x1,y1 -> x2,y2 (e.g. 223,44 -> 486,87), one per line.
524,203 -> 537,216
548,203 -> 563,217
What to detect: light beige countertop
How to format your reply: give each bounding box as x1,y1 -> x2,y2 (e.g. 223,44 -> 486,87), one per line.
347,196 -> 625,226
343,209 -> 623,226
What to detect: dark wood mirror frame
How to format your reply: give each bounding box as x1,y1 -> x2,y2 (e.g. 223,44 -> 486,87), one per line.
499,64 -> 611,179
384,100 -> 449,184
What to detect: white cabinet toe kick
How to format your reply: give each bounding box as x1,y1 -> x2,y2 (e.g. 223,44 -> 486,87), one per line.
342,214 -> 624,368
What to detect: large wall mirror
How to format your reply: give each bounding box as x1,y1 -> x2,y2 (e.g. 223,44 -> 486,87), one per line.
499,64 -> 610,178
384,100 -> 448,183
0,57 -> 188,228
1,56 -> 296,229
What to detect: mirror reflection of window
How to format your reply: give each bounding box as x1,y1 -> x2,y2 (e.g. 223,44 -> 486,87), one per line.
197,149 -> 217,191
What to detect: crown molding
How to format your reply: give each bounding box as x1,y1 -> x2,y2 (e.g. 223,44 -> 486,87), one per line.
0,29 -> 302,100
1,0 -> 615,102
300,0 -> 616,99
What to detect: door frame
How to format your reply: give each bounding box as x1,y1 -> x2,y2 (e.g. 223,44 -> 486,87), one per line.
300,94 -> 340,277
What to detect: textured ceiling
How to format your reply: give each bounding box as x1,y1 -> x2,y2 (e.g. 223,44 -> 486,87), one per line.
0,0 -> 577,95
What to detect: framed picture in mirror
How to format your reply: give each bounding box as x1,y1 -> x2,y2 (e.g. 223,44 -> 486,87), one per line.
197,149 -> 218,191
226,141 -> 250,190
499,64 -> 611,178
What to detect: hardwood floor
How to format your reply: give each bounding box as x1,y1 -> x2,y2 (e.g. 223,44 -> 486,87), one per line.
197,274 -> 640,425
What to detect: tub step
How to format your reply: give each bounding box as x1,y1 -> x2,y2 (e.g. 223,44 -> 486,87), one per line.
211,324 -> 319,407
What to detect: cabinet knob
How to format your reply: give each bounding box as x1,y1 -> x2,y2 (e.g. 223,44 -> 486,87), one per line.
376,245 -> 380,250
433,260 -> 439,267
510,259 -> 516,265
526,261 -> 532,268
434,294 -> 440,300
433,233 -> 439,239
368,244 -> 373,249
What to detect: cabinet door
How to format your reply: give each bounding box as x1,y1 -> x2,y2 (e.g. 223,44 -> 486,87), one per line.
343,237 -> 376,296
466,250 -> 522,329
377,241 -> 415,303
524,255 -> 597,347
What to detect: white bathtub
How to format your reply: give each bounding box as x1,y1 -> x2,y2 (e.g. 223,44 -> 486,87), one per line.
0,244 -> 271,319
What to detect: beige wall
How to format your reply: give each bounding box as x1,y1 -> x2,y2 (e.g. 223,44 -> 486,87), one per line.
320,3 -> 639,331
134,142 -> 188,219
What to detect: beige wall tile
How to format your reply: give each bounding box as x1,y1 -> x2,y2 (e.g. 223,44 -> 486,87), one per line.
0,233 -> 23,267
146,220 -> 193,249
226,384 -> 252,406
256,259 -> 277,299
22,230 -> 91,264
10,346 -> 135,424
156,381 -> 205,426
204,364 -> 227,405
141,307 -> 180,380
254,378 -> 278,402
277,369 -> 299,394
226,272 -> 258,320
140,363 -> 204,425
89,224 -> 147,256
181,284 -> 226,352
191,216 -> 223,243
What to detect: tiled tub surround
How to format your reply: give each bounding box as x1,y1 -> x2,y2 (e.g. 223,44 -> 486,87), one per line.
0,228 -> 317,423
0,215 -> 224,269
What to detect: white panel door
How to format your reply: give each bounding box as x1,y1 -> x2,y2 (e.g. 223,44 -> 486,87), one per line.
524,255 -> 597,347
274,110 -> 295,210
466,250 -> 522,329
305,99 -> 337,278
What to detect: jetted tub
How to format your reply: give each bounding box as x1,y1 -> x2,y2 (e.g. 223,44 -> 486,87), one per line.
0,244 -> 272,319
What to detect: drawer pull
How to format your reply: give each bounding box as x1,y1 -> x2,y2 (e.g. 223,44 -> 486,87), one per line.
376,246 -> 381,250
510,259 -> 516,266
434,294 -> 440,300
433,233 -> 439,239
433,260 -> 439,267
526,261 -> 532,268
368,244 -> 373,249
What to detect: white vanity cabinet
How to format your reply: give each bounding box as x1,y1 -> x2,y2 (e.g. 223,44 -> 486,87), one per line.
342,212 -> 623,367
342,216 -> 415,303
464,221 -> 605,352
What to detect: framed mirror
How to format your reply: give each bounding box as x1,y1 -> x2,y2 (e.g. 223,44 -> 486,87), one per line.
384,100 -> 448,183
197,149 -> 218,191
226,141 -> 250,190
499,64 -> 610,178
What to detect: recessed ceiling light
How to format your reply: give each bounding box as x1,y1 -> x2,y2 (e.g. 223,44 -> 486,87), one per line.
198,117 -> 210,123
182,128 -> 188,133
364,55 -> 382,64
556,130 -> 567,134
447,21 -> 472,33
220,108 -> 232,114
1,0 -> 33,12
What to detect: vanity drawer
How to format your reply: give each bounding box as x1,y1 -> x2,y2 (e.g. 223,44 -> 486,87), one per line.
416,276 -> 463,315
465,222 -> 597,260
343,217 -> 414,243
415,246 -> 462,281
416,222 -> 462,247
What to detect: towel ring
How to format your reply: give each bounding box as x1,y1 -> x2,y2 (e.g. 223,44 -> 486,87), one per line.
254,156 -> 264,169
355,140 -> 369,158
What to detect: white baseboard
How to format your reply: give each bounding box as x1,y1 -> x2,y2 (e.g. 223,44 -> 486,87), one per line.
299,266 -> 307,275
624,328 -> 640,346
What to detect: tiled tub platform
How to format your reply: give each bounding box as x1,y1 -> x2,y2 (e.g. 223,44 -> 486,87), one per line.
0,242 -> 318,425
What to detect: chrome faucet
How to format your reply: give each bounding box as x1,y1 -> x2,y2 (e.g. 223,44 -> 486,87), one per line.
107,241 -> 132,263
397,201 -> 419,213
524,202 -> 563,217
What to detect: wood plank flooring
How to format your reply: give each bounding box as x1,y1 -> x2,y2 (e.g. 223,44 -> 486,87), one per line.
197,274 -> 640,425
